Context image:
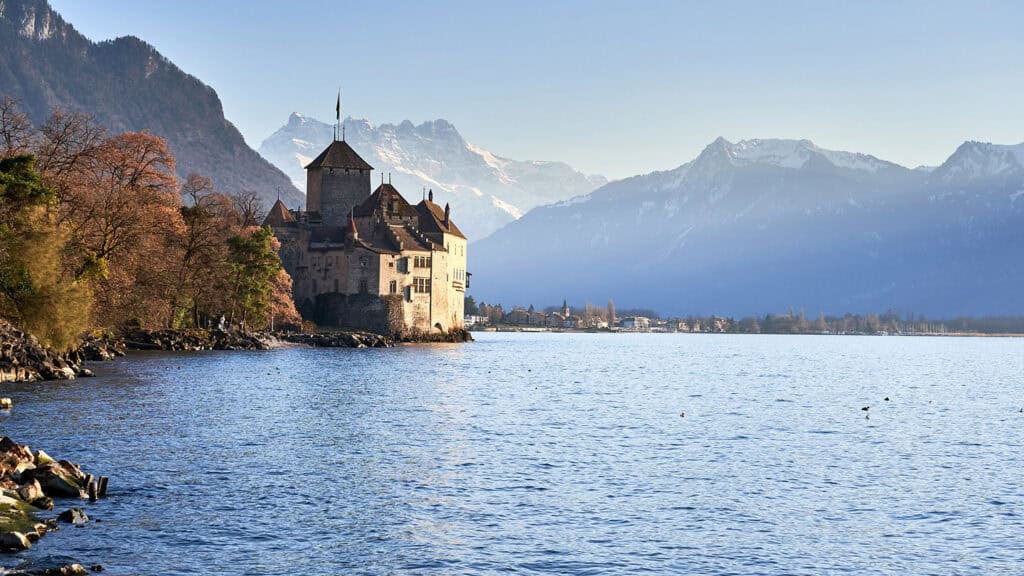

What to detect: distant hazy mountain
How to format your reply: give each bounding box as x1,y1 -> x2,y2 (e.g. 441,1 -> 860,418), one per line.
0,0 -> 303,206
470,137 -> 1024,317
259,113 -> 607,239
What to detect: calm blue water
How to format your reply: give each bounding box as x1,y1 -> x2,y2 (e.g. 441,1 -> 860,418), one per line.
1,333 -> 1023,575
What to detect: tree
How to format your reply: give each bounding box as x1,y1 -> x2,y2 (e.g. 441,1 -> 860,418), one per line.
268,267 -> 302,331
464,294 -> 479,316
227,226 -> 281,329
0,155 -> 91,350
175,174 -> 237,328
34,110 -> 106,206
607,299 -> 616,327
0,97 -> 34,157
487,303 -> 503,324
60,131 -> 184,328
231,190 -> 265,228
797,307 -> 809,332
815,312 -> 828,333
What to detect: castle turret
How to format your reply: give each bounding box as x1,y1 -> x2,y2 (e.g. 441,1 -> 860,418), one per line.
304,140 -> 373,225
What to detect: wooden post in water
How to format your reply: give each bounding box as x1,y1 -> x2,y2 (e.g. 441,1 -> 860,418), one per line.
98,476 -> 108,498
88,481 -> 97,502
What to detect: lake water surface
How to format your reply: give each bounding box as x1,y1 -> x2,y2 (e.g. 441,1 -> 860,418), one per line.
2,333 -> 1023,575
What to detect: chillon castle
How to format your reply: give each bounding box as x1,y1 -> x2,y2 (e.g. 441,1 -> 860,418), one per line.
262,138 -> 468,336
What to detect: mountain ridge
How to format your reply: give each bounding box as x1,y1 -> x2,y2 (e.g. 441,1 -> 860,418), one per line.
259,112 -> 607,239
0,0 -> 304,206
469,136 -> 1024,317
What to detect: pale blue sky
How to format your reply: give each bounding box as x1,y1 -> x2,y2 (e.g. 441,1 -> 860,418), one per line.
50,0 -> 1023,178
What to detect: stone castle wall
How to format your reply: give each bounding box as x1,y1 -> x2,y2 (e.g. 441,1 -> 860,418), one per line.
309,168 -> 370,226
313,293 -> 406,337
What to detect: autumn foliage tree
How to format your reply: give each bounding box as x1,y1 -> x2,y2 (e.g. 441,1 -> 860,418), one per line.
60,131 -> 185,327
0,96 -> 301,344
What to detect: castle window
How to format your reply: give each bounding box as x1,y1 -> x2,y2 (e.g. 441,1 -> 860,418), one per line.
334,278 -> 339,292
413,277 -> 431,294
414,256 -> 432,269
389,280 -> 397,294
359,279 -> 368,293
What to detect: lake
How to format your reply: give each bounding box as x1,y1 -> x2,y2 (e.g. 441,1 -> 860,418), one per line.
2,333 -> 1023,575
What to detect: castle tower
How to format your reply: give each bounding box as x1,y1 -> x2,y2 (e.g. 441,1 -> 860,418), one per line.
304,140 -> 373,225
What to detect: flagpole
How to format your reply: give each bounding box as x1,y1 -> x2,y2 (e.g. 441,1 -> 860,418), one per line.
336,89 -> 342,142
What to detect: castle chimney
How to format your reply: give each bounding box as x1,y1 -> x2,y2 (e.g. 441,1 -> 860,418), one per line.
444,203 -> 450,226
428,189 -> 433,202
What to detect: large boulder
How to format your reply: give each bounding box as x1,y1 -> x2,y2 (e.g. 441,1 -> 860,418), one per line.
0,437 -> 36,478
33,450 -> 55,466
0,531 -> 31,551
16,479 -> 43,503
21,462 -> 85,498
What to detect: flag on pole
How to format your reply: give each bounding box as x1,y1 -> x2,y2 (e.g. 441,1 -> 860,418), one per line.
336,90 -> 341,121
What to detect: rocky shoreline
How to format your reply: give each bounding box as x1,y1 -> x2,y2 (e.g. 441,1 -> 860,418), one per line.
0,435 -> 106,575
0,322 -> 115,384
397,328 -> 474,344
2,319 -> 473,384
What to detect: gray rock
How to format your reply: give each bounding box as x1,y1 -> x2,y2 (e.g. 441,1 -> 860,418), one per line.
22,462 -> 85,498
17,479 -> 43,503
30,495 -> 54,510
0,531 -> 32,551
57,508 -> 88,525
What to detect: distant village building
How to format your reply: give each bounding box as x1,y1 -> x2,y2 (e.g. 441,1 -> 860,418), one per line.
464,314 -> 487,327
263,138 -> 467,336
620,316 -> 650,332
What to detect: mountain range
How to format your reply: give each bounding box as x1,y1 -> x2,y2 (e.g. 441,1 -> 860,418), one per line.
259,113 -> 607,240
469,138 -> 1024,317
0,0 -> 303,207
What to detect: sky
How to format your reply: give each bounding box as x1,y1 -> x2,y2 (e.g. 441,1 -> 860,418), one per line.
49,0 -> 1024,179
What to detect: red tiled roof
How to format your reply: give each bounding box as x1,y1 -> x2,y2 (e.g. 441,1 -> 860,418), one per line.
262,199 -> 295,227
354,183 -> 419,220
416,199 -> 466,239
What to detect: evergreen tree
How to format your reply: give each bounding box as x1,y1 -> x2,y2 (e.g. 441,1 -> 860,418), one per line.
464,294 -> 479,316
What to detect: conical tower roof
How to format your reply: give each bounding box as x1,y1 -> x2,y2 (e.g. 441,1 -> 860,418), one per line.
263,199 -> 295,227
304,140 -> 374,171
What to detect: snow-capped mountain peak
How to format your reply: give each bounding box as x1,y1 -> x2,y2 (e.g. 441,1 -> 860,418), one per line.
931,141 -> 1024,184
259,114 -> 606,239
692,137 -> 902,174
